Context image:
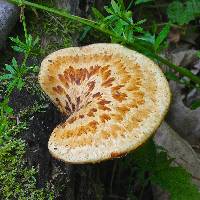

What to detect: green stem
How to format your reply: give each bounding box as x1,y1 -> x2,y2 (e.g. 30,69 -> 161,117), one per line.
9,0 -> 200,85
21,13 -> 29,67
22,51 -> 29,67
21,14 -> 28,42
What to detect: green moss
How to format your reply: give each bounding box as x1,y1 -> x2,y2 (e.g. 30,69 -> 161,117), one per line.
28,3 -> 82,55
0,97 -> 54,199
0,139 -> 54,200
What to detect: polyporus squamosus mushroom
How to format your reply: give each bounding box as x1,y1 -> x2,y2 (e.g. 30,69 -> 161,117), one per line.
39,43 -> 171,164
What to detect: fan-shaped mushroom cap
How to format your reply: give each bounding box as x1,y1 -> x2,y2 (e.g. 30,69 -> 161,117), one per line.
39,43 -> 171,164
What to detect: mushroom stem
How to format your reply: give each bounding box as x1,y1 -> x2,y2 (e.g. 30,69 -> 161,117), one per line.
9,0 -> 200,86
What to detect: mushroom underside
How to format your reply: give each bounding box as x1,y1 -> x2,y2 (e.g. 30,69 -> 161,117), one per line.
39,43 -> 170,163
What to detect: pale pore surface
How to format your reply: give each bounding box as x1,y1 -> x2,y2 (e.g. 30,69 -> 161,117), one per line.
39,43 -> 171,163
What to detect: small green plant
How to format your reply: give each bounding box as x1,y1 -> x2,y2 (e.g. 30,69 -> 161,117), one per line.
133,140 -> 200,200
11,13 -> 40,62
119,139 -> 200,200
84,0 -> 169,54
0,58 -> 28,92
0,14 -> 39,94
167,0 -> 200,25
10,34 -> 39,56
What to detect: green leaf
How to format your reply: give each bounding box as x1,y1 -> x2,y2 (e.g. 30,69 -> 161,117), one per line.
11,46 -> 25,53
167,1 -> 200,25
92,7 -> 104,20
196,51 -> 200,58
117,0 -> 125,11
191,100 -> 200,110
113,20 -> 125,36
165,71 -> 180,82
4,106 -> 13,114
79,26 -> 92,41
0,74 -> 13,81
134,19 -> 146,26
104,6 -> 114,15
16,78 -> 25,90
6,79 -> 17,93
186,0 -> 200,18
10,34 -> 39,56
111,0 -> 120,13
9,36 -> 24,47
135,0 -> 154,5
5,64 -> 15,74
32,36 -> 39,47
133,140 -> 157,172
154,24 -> 170,51
133,140 -> 200,200
151,167 -> 200,200
167,1 -> 183,25
26,34 -> 33,47
138,32 -> 155,44
11,58 -> 18,69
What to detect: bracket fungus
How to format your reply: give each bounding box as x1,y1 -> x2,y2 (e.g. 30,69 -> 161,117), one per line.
39,43 -> 171,164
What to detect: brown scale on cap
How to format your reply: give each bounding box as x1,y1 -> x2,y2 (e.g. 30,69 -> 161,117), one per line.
87,108 -> 97,117
100,114 -> 111,123
39,43 -> 171,164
